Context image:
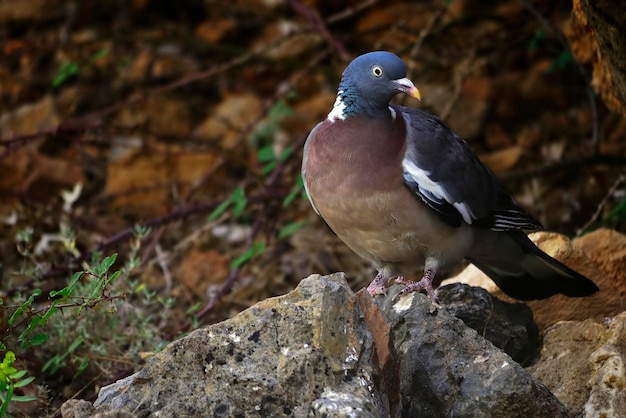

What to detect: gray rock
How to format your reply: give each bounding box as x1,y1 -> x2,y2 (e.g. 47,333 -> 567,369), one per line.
369,284 -> 569,418
61,399 -> 134,418
61,400 -> 95,418
92,273 -> 385,417
437,282 -> 539,365
66,273 -> 570,418
528,312 -> 626,417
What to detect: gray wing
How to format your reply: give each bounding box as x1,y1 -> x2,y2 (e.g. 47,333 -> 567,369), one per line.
397,106 -> 542,231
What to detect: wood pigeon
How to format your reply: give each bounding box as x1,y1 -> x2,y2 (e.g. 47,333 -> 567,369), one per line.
302,51 -> 599,301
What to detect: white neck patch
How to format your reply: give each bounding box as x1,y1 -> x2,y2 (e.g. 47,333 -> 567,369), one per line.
327,91 -> 346,122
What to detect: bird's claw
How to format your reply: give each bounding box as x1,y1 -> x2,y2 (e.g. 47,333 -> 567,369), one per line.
394,275 -> 438,302
367,283 -> 386,296
394,276 -> 410,285
367,272 -> 388,296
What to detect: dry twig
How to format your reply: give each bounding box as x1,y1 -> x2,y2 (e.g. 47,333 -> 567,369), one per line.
577,173 -> 626,237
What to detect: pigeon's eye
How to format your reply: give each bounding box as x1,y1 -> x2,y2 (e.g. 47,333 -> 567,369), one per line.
371,65 -> 383,77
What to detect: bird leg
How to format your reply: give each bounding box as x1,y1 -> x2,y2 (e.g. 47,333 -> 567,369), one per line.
366,271 -> 388,295
396,268 -> 438,302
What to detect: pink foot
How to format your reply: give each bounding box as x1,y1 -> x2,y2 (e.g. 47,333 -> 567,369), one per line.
394,276 -> 410,285
395,269 -> 438,302
367,272 -> 388,296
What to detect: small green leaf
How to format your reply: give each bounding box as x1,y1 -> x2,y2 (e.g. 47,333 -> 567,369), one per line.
52,62 -> 79,88
208,199 -> 232,222
8,296 -> 34,325
41,305 -> 59,325
132,224 -> 152,239
257,145 -> 275,163
11,394 -> 38,402
268,99 -> 292,118
109,270 -> 122,282
74,356 -> 89,377
68,270 -> 84,288
230,241 -> 266,268
278,145 -> 294,162
42,355 -> 63,374
231,187 -> 247,218
261,161 -> 276,175
29,334 -> 48,346
90,48 -> 109,62
278,221 -> 306,240
67,337 -> 84,353
99,254 -> 118,275
283,176 -> 305,208
9,370 -> 27,380
14,376 -> 35,389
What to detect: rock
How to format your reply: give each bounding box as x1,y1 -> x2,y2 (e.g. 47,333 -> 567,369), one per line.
64,273 -> 568,417
115,95 -> 191,137
0,95 -> 60,138
0,0 -> 62,23
120,51 -> 152,83
195,18 -> 238,44
105,140 -> 223,217
566,0 -> 626,116
253,20 -> 323,60
356,4 -> 432,50
368,285 -> 568,418
437,283 -> 539,366
61,400 -> 95,418
444,231 -> 625,332
193,93 -> 264,150
0,104 -> 85,206
61,400 -> 135,418
168,247 -> 229,298
91,273 -> 386,417
574,228 -> 626,300
479,145 -> 523,175
527,312 -> 626,416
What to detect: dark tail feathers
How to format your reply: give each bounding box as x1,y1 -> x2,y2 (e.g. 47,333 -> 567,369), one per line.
468,231 -> 599,300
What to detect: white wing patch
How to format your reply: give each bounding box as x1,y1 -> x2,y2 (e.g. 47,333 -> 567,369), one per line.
327,91 -> 346,122
402,159 -> 474,225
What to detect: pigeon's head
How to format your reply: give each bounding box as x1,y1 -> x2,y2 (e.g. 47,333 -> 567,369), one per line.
332,51 -> 420,120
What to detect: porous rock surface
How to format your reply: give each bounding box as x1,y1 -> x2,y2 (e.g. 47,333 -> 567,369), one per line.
62,273 -> 570,417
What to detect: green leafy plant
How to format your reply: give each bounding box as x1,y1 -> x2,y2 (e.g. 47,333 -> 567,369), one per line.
52,48 -> 109,88
0,351 -> 37,417
52,62 -> 80,88
208,186 -> 248,221
283,175 -> 306,208
249,99 -> 294,147
4,253 -> 123,352
0,221 -> 176,413
230,241 -> 266,268
257,144 -> 294,175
